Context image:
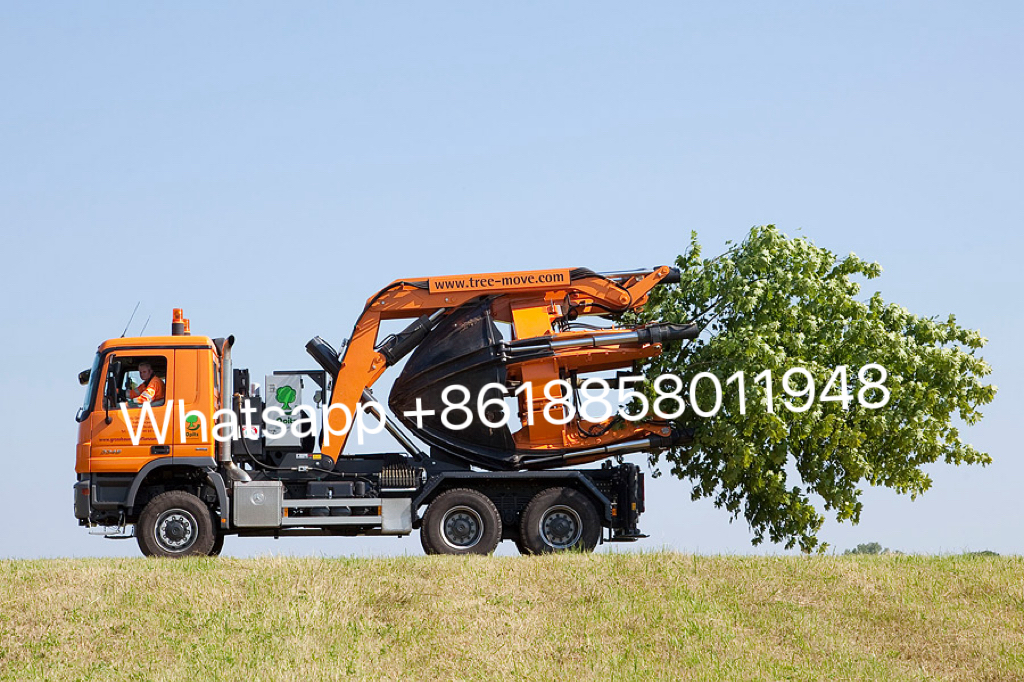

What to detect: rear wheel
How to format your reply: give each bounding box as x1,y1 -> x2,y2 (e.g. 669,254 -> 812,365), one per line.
421,488 -> 502,556
514,535 -> 530,556
519,487 -> 601,555
137,491 -> 216,558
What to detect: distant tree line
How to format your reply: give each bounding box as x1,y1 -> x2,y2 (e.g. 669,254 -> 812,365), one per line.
843,542 -> 999,556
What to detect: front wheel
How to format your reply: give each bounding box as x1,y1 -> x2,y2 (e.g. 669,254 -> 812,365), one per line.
421,488 -> 502,556
137,491 -> 216,558
518,487 -> 601,555
209,530 -> 225,556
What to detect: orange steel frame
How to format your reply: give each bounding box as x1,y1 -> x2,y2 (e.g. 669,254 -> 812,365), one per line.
322,266 -> 678,464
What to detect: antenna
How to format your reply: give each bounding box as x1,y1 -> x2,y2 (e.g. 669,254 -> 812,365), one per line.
138,315 -> 151,336
120,301 -> 141,338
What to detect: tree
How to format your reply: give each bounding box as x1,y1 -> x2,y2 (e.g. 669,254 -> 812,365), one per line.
634,226 -> 996,552
843,542 -> 886,555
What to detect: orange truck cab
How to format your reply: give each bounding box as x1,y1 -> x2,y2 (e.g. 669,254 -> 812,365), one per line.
75,330 -> 230,548
74,268 -> 696,557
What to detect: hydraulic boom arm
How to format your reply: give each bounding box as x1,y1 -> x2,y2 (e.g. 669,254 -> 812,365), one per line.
314,266 -> 696,469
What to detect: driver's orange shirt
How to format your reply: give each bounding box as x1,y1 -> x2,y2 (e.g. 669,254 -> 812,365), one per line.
129,376 -> 165,404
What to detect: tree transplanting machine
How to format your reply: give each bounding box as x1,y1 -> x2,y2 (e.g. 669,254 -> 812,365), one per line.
74,266 -> 697,556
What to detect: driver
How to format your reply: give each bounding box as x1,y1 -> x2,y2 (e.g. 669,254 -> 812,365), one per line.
128,362 -> 165,406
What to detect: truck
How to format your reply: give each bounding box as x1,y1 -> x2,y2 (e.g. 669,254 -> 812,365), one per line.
74,266 -> 697,557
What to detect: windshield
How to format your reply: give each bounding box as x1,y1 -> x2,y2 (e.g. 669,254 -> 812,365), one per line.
78,353 -> 102,419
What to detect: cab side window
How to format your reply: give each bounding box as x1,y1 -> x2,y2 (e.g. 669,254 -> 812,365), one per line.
119,356 -> 168,409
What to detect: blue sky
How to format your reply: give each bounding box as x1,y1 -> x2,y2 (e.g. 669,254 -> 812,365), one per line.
1,2 -> 1020,557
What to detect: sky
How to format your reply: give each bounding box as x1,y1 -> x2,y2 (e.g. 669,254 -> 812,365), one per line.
1,2 -> 1021,558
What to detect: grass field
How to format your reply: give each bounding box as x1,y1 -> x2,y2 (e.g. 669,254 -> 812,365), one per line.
0,553 -> 1021,681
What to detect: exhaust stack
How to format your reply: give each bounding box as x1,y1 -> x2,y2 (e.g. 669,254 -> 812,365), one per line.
217,335 -> 250,482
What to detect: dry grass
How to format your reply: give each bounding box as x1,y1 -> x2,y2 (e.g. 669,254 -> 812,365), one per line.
0,553 -> 1021,681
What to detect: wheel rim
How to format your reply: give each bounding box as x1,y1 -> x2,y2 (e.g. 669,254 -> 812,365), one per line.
539,505 -> 582,549
440,505 -> 483,550
154,509 -> 198,553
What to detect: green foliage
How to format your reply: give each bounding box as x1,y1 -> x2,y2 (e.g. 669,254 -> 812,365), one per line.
844,542 -> 887,555
635,226 -> 996,553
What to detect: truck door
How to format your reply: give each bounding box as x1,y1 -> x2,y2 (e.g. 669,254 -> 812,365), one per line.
90,350 -> 176,474
171,347 -> 216,463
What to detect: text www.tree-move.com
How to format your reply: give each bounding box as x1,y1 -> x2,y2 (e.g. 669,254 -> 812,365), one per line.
429,271 -> 568,292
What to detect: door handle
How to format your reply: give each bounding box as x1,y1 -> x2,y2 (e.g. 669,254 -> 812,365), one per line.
151,446 -> 170,455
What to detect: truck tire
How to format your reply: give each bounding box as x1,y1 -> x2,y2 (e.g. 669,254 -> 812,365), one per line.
420,488 -> 502,556
209,531 -> 225,557
136,491 -> 216,558
518,487 -> 601,554
514,536 -> 530,556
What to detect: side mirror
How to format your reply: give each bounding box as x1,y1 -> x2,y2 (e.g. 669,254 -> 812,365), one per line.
78,369 -> 91,386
